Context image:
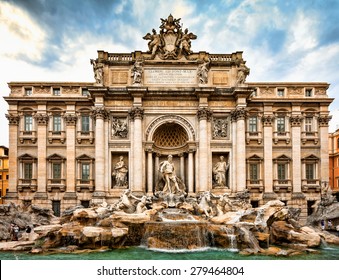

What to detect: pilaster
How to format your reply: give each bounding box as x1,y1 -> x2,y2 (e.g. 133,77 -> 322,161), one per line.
290,114 -> 303,192
35,112 -> 48,194
5,114 -> 19,199
262,114 -> 274,193
64,113 -> 77,193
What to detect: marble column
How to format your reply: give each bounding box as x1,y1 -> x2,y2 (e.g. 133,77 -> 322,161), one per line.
154,153 -> 160,187
262,115 -> 274,193
35,113 -> 49,195
188,149 -> 194,194
197,108 -> 212,192
64,114 -> 77,193
290,115 -> 303,193
318,115 -> 331,183
179,153 -> 185,183
93,107 -> 108,197
146,149 -> 153,194
5,114 -> 19,200
129,107 -> 144,193
230,117 -> 237,193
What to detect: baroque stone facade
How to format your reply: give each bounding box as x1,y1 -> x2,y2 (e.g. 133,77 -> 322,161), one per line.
4,15 -> 333,223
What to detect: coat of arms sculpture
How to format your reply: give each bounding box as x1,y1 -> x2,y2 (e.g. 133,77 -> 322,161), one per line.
143,14 -> 197,60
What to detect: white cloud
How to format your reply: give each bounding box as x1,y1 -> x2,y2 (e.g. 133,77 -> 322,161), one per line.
0,2 -> 47,61
286,10 -> 318,54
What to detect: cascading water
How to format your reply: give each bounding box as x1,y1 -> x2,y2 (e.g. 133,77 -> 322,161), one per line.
222,226 -> 238,252
142,209 -> 209,251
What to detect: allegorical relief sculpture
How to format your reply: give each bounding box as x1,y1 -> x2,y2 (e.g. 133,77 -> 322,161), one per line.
212,155 -> 230,188
112,118 -> 128,138
112,156 -> 128,188
90,59 -> 103,85
143,14 -> 197,60
213,118 -> 228,138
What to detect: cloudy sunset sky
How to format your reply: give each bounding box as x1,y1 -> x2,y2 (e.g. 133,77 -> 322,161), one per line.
1,0 -> 339,146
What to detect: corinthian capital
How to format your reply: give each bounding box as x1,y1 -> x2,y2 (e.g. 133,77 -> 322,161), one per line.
261,115 -> 275,126
289,115 -> 303,127
318,115 -> 332,127
92,107 -> 108,120
34,113 -> 49,125
6,114 -> 20,125
64,114 -> 78,126
230,108 -> 247,122
128,107 -> 144,120
197,107 -> 213,121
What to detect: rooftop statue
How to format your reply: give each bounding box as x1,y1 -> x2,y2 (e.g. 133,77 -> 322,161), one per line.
143,14 -> 197,60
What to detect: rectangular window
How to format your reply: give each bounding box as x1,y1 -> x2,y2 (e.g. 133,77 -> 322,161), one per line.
23,163 -> 33,179
277,163 -> 287,180
81,115 -> 90,132
24,88 -> 32,96
0,175 -> 2,180
305,89 -> 313,97
53,115 -> 62,132
277,117 -> 285,132
306,164 -> 315,180
305,117 -> 313,132
249,117 -> 257,132
249,164 -> 259,180
277,89 -> 285,97
52,163 -> 62,179
24,115 -> 33,131
81,163 -> 90,180
82,88 -> 89,96
6,175 -> 9,180
53,88 -> 61,96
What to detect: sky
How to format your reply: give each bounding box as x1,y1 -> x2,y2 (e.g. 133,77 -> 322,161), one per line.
1,0 -> 339,147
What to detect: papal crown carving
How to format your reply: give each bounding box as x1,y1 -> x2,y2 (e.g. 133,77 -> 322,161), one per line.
143,14 -> 197,60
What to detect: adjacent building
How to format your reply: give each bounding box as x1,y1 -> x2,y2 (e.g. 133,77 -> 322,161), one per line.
0,146 -> 9,204
4,15 -> 333,223
329,129 -> 339,194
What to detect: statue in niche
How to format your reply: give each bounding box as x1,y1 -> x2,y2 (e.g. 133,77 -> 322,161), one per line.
213,119 -> 228,138
212,155 -> 230,188
131,60 -> 143,85
112,118 -> 128,138
159,155 -> 181,194
90,59 -> 103,85
156,155 -> 186,197
112,156 -> 128,188
236,62 -> 250,85
197,60 -> 210,84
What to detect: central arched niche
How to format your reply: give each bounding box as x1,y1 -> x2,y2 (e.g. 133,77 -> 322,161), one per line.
152,122 -> 189,154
